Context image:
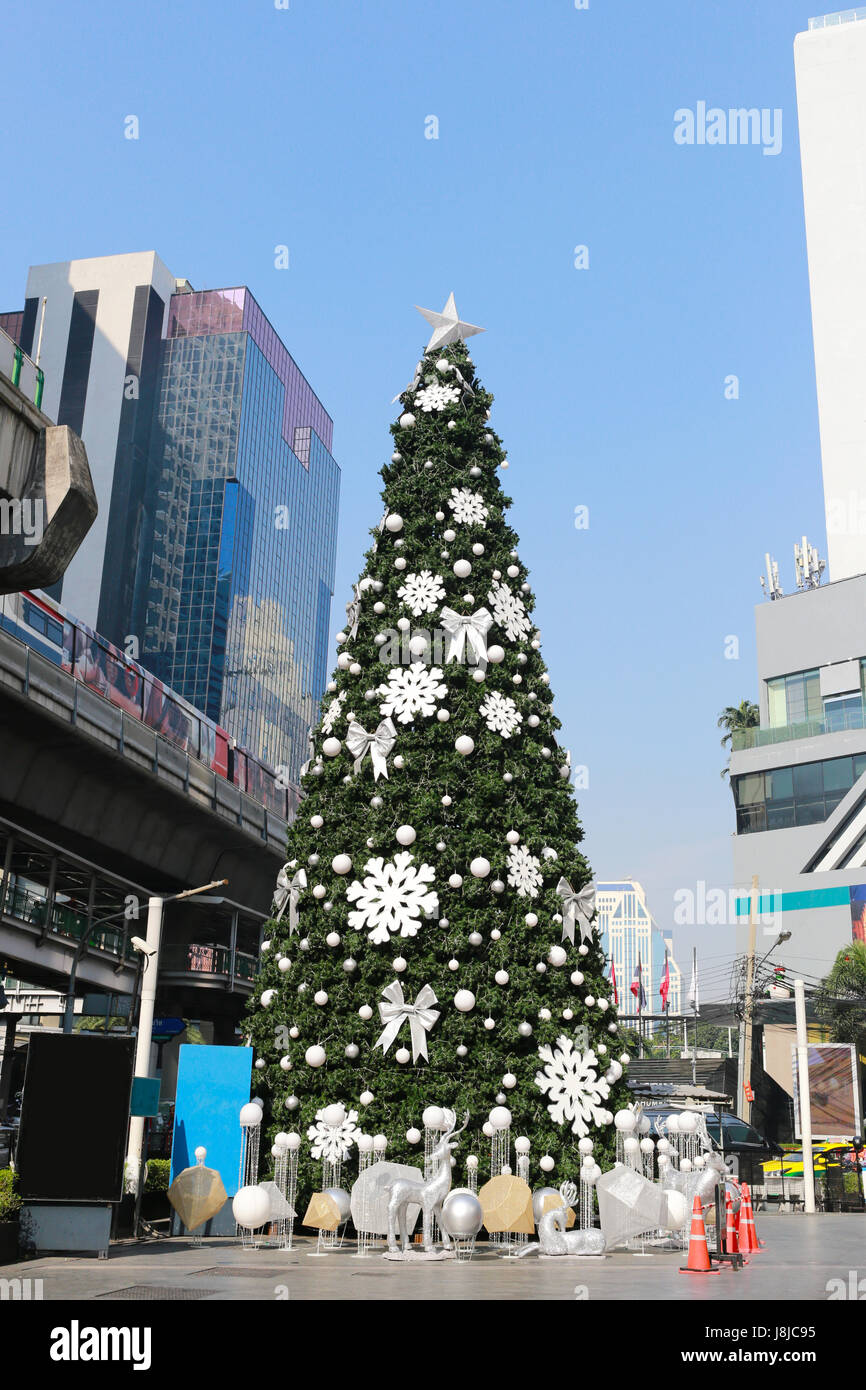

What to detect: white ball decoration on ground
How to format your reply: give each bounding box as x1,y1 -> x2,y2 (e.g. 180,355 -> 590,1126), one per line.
640,1137 -> 655,1155
233,1185 -> 271,1231
455,735 -> 475,756
614,1109 -> 636,1132
454,989 -> 476,1012
239,1102 -> 263,1126
332,853 -> 352,875
395,825 -> 416,846
470,857 -> 491,878
422,1106 -> 445,1129
305,1044 -> 326,1067
442,1190 -> 483,1240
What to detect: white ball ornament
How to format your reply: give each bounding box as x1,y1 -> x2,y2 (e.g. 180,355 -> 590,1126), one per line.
239,1102 -> 263,1126
285,1095 -> 299,1111
233,1185 -> 271,1231
518,1021 -> 533,1037
548,945 -> 567,967
443,528 -> 456,543
280,1056 -> 292,1071
495,969 -> 509,985
422,1106 -> 445,1129
310,814 -> 324,828
349,662 -> 361,675
455,735 -> 475,756
345,1043 -> 359,1059
471,669 -> 485,683
394,755 -> 405,769
490,1106 -> 512,1130
448,873 -> 464,888
373,1134 -> 387,1152
360,1091 -> 374,1107
305,1044 -> 326,1068
525,912 -> 538,927
491,879 -> 505,893
394,557 -> 407,570
578,944 -> 589,957
506,829 -> 520,845
482,1122 -> 494,1138
289,1025 -> 299,1039
448,958 -> 459,972
312,885 -> 326,900
436,709 -> 451,722
396,1047 -> 411,1064
453,559 -> 472,579
406,1127 -> 421,1145
393,956 -> 407,973
260,989 -> 276,1007
456,1044 -> 468,1057
325,931 -> 341,947
343,958 -> 357,973
490,928 -> 501,940
585,995 -> 596,1008
470,857 -> 491,879
278,957 -> 291,973
441,794 -> 452,806
395,824 -> 416,846
483,1017 -> 496,1031
469,931 -> 482,946
399,413 -> 415,429
358,1005 -> 373,1021
507,565 -> 519,578
539,1007 -> 552,1021
503,1073 -> 517,1090
487,645 -> 505,664
536,962 -> 547,974
314,990 -> 328,1006
540,1155 -> 555,1173
454,990 -> 476,1012
472,543 -> 484,556
385,513 -> 403,532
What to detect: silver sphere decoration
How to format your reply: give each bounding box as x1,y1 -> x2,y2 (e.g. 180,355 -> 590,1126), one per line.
441,1189 -> 483,1239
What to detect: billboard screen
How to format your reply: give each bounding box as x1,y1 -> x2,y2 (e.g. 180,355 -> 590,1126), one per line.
792,1042 -> 861,1139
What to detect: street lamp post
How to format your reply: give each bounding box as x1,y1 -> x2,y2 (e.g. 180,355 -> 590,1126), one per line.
124,880 -> 227,1203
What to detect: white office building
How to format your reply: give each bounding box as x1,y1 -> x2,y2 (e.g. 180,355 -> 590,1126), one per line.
795,9 -> 866,582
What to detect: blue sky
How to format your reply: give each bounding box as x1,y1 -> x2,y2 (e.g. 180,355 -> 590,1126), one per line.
2,0 -> 826,999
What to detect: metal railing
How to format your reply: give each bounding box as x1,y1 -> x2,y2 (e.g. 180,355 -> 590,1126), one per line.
809,8 -> 866,29
168,943 -> 258,982
732,704 -> 866,750
1,882 -> 135,960
0,325 -> 44,409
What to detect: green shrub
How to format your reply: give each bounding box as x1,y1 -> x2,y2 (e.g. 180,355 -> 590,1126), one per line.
144,1159 -> 171,1193
0,1168 -> 21,1222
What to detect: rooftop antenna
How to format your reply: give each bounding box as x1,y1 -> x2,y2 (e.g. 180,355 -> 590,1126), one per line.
760,552 -> 783,601
794,536 -> 825,591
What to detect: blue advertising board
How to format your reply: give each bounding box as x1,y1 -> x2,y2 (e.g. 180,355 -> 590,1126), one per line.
170,1045 -> 253,1232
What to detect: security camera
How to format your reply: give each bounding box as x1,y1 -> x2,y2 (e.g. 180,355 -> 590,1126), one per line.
130,936 -> 150,953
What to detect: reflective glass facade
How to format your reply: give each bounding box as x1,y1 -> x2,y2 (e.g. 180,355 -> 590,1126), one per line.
137,288 -> 339,778
732,752 -> 866,833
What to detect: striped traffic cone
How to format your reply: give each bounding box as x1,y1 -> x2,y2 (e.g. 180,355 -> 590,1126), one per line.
724,1190 -> 740,1257
740,1183 -> 764,1251
680,1195 -> 721,1274
737,1186 -> 759,1253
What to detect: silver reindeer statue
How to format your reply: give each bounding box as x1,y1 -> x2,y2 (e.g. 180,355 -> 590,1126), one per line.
386,1110 -> 469,1255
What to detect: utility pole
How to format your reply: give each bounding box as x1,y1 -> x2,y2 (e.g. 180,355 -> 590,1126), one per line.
691,945 -> 698,1088
794,978 -> 817,1214
738,874 -> 759,1121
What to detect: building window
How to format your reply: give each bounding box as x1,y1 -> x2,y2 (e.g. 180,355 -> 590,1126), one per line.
767,670 -> 821,728
733,753 -> 866,834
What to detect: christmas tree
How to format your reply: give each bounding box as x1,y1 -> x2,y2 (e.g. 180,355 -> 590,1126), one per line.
246,296 -> 631,1192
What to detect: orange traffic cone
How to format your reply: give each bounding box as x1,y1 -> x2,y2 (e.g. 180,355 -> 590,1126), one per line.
724,1190 -> 740,1257
740,1183 -> 764,1251
680,1195 -> 721,1274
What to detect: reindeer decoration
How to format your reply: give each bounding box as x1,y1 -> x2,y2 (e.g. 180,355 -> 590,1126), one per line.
385,1109 -> 469,1254
512,1182 -> 606,1258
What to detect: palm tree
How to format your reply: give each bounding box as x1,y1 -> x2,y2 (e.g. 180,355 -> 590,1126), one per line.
816,942 -> 866,1049
718,699 -> 759,777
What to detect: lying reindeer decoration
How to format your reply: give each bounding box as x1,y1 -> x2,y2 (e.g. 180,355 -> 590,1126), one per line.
386,1109 -> 469,1255
511,1181 -> 606,1258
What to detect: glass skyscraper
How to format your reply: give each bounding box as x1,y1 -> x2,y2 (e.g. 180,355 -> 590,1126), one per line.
135,287 -> 339,779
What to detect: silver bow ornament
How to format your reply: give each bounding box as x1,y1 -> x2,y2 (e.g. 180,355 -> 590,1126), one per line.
345,583 -> 362,640
375,981 -> 440,1064
345,716 -> 397,780
556,877 -> 596,945
440,606 -> 493,671
274,863 -> 307,934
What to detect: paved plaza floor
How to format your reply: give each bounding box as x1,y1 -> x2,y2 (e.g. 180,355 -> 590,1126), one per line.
1,1212 -> 862,1301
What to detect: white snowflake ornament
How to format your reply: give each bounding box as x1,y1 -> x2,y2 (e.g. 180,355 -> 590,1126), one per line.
307,1107 -> 359,1162
320,692 -> 344,735
346,852 -> 439,944
535,1037 -> 612,1138
506,842 -> 543,898
447,487 -> 489,527
416,382 -> 461,412
378,662 -> 448,724
479,690 -> 523,738
488,581 -> 532,643
397,570 -> 447,617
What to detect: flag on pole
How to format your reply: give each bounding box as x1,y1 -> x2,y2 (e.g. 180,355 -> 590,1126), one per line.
687,956 -> 700,1014
630,955 -> 647,1010
660,950 -> 670,1010
609,956 -> 619,1007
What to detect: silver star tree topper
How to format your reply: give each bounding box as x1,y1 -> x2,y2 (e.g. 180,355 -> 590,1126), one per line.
415,293 -> 484,353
